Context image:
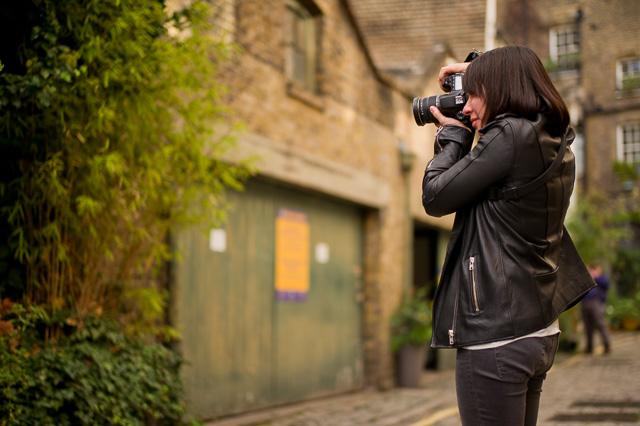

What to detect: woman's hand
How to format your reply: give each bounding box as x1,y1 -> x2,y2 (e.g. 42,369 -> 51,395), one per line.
429,106 -> 471,132
438,62 -> 470,92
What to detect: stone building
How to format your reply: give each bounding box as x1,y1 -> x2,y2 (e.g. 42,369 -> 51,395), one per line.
168,0 -> 485,419
495,0 -> 640,300
573,0 -> 640,198
167,0 -> 639,420
498,0 -> 640,199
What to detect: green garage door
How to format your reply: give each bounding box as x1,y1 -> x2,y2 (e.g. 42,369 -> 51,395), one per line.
173,179 -> 364,419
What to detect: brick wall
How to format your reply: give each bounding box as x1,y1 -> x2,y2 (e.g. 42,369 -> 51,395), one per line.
496,0 -> 640,195
579,0 -> 640,193
208,0 -> 435,389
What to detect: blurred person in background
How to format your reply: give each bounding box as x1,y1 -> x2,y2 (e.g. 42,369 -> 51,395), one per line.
582,263 -> 611,354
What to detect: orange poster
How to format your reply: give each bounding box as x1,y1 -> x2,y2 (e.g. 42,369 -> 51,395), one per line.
275,208 -> 309,301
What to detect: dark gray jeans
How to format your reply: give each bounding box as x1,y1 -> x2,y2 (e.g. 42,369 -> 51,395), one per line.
580,299 -> 611,352
455,334 -> 559,426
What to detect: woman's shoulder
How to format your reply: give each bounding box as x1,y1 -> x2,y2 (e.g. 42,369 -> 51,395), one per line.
478,114 -> 518,140
484,113 -> 542,126
480,113 -> 545,139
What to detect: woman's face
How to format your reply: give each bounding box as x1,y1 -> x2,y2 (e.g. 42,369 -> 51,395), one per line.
462,94 -> 486,131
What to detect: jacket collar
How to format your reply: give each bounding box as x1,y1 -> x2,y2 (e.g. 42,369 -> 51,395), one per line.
478,113 -> 573,145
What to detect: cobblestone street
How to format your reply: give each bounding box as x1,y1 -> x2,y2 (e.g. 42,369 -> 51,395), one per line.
207,331 -> 640,426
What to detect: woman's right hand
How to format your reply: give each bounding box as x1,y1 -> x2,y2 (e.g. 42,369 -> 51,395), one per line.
429,106 -> 471,132
438,62 -> 470,92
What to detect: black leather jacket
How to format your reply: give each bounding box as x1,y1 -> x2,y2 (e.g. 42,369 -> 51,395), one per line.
422,114 -> 595,349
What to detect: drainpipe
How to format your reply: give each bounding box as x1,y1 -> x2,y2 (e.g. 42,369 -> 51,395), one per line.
485,0 -> 497,51
398,141 -> 416,294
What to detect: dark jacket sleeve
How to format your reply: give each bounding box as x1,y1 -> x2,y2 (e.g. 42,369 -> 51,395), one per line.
422,123 -> 515,217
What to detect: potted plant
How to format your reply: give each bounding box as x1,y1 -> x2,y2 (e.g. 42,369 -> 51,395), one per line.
609,292 -> 640,331
390,287 -> 432,387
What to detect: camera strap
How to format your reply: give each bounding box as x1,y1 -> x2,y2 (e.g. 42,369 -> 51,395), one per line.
464,50 -> 482,62
488,131 -> 568,201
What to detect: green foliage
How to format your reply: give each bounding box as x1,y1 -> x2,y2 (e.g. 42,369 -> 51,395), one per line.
0,301 -> 197,425
611,292 -> 640,319
613,161 -> 639,182
612,246 -> 640,297
0,300 -> 48,422
621,77 -> 640,91
544,53 -> 581,73
0,0 -> 250,322
557,308 -> 581,353
390,287 -> 432,353
607,291 -> 640,331
567,188 -> 640,302
120,286 -> 180,341
566,191 -> 629,266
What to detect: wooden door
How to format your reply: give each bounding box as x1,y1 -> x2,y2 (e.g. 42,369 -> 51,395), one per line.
173,179 -> 364,419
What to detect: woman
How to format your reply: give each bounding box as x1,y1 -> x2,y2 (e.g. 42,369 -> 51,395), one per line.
422,46 -> 595,425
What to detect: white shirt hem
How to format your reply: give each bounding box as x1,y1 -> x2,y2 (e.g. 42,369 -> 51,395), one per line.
462,319 -> 561,350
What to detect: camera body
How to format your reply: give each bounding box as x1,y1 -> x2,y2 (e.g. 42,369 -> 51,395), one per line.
442,73 -> 463,91
412,51 -> 481,127
412,72 -> 469,127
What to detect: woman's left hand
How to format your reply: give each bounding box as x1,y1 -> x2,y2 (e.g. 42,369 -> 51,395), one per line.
438,62 -> 470,91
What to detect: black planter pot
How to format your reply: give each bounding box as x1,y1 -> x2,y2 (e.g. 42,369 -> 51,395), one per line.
396,344 -> 427,387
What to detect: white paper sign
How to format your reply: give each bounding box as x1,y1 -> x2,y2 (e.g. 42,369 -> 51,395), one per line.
209,229 -> 227,253
315,242 -> 330,264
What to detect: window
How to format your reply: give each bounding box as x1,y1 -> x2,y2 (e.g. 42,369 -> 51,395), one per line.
618,123 -> 640,164
286,0 -> 320,93
617,58 -> 640,91
549,25 -> 580,71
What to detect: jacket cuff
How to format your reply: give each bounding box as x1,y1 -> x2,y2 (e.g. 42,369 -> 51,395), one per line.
437,126 -> 474,157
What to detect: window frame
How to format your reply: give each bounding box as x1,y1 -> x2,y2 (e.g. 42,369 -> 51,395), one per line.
617,123 -> 640,164
616,58 -> 640,91
549,25 -> 581,71
285,0 -> 320,94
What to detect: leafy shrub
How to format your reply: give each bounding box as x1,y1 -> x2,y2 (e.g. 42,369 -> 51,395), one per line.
390,288 -> 432,353
566,191 -> 629,266
557,308 -> 580,353
612,246 -> 640,297
0,301 -> 196,425
606,291 -> 640,330
0,0 -> 249,322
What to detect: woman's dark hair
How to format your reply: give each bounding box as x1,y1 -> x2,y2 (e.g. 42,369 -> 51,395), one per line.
462,45 -> 570,135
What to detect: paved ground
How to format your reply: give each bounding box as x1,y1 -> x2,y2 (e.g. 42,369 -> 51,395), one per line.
206,331 -> 640,426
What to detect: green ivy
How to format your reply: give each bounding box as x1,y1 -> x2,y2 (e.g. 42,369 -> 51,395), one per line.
0,302 -> 198,425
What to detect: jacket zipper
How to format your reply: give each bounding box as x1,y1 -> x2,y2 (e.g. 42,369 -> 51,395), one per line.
449,286 -> 459,345
470,256 -> 480,312
428,127 -> 446,170
435,126 -> 444,150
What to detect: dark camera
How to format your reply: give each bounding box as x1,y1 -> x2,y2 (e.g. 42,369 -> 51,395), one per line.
412,72 -> 469,127
442,72 -> 464,92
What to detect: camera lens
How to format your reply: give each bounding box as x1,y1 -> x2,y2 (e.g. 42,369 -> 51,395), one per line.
412,96 -> 439,126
